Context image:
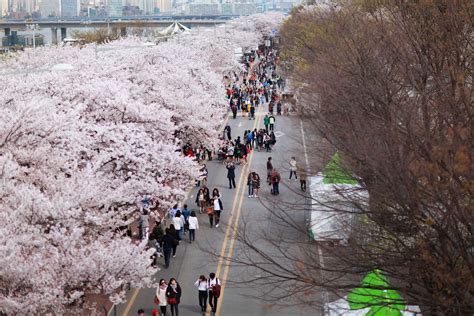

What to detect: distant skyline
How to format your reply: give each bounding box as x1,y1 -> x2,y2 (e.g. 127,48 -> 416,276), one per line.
1,0 -> 298,17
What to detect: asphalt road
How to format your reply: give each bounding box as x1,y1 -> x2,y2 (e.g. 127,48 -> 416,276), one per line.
110,103 -> 322,316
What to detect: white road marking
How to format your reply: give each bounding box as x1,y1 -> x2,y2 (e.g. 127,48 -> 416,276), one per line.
300,119 -> 329,312
274,131 -> 285,138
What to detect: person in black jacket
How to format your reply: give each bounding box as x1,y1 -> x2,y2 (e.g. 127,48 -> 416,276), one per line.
226,162 -> 236,189
166,278 -> 182,316
162,228 -> 178,269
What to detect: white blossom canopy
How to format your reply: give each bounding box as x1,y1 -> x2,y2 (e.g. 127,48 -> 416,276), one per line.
0,13 -> 284,314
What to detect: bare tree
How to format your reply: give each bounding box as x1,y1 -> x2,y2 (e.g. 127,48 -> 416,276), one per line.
218,1 -> 473,315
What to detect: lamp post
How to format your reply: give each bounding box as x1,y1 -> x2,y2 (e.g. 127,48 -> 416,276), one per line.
26,23 -> 39,48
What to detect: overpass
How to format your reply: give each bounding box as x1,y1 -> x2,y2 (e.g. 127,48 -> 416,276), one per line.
0,16 -> 233,44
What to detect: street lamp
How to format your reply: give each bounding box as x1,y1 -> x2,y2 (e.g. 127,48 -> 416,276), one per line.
26,23 -> 39,49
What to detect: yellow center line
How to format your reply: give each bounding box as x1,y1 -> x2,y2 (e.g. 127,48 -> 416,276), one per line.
115,113 -> 233,316
208,104 -> 264,316
121,288 -> 140,316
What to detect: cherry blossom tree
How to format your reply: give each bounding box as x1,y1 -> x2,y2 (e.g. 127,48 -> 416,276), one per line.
0,13 -> 284,314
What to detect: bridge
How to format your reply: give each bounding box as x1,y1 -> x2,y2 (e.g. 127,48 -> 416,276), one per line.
0,15 -> 233,44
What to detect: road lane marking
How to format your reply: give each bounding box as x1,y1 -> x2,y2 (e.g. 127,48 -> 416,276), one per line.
210,104 -> 263,316
115,113 -> 232,315
122,288 -> 140,316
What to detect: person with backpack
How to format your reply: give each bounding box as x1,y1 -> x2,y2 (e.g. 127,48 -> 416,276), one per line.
195,275 -> 208,312
155,279 -> 168,315
166,278 -> 182,316
208,273 -> 221,313
188,211 -> 199,243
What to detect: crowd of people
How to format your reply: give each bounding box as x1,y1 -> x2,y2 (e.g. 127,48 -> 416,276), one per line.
132,42 -> 309,315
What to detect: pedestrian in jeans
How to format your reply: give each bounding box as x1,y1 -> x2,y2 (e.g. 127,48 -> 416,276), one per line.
155,279 -> 168,315
289,157 -> 298,180
172,211 -> 184,242
270,169 -> 281,195
188,211 -> 199,243
166,278 -> 182,316
195,275 -> 208,312
208,273 -> 221,313
138,209 -> 149,241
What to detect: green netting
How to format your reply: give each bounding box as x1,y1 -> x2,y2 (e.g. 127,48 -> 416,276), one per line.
348,269 -> 405,315
322,152 -> 358,185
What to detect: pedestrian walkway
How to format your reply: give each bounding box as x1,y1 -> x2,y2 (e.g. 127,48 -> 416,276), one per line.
111,40 -> 319,316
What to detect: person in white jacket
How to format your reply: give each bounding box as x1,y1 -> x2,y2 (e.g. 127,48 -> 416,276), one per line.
289,156 -> 298,180
155,279 -> 168,315
188,211 -> 199,243
172,211 -> 185,241
194,275 -> 208,312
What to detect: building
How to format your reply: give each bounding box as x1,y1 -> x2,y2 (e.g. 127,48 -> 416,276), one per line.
61,0 -> 79,16
139,0 -> 153,14
106,0 -> 122,16
2,30 -> 45,47
156,0 -> 170,13
0,0 -> 8,15
40,0 -> 60,16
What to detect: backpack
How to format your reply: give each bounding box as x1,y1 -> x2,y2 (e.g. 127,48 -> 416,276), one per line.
209,279 -> 221,298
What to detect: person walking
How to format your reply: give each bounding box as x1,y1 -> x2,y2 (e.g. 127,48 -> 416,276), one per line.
155,279 -> 168,315
266,157 -> 273,185
169,204 -> 180,219
289,157 -> 298,180
166,278 -> 182,316
162,228 -> 177,268
169,225 -> 179,258
208,273 -> 221,313
213,195 -> 223,228
138,309 -> 145,316
195,275 -> 208,313
270,169 -> 281,195
269,114 -> 276,131
188,211 -> 199,243
196,188 -> 207,213
182,204 -> 190,232
251,172 -> 261,198
172,211 -> 184,242
299,168 -> 307,192
247,171 -> 254,198
224,125 -> 232,140
263,114 -> 270,132
138,209 -> 149,241
226,161 -> 236,189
